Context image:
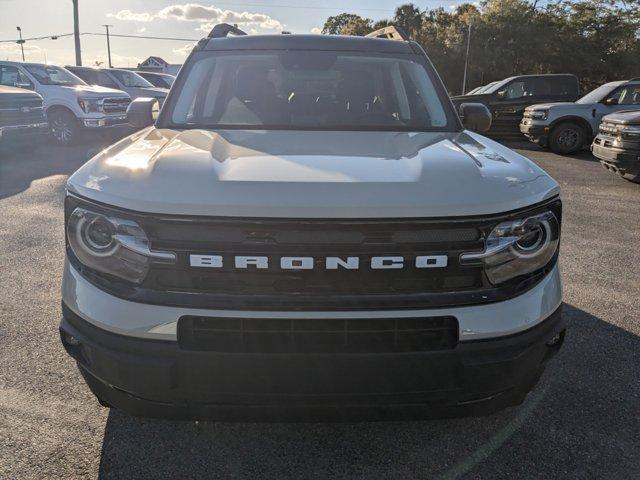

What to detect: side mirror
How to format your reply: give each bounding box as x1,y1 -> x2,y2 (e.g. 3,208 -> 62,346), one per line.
496,90 -> 506,100
459,103 -> 492,132
603,97 -> 619,106
127,97 -> 159,129
14,81 -> 33,90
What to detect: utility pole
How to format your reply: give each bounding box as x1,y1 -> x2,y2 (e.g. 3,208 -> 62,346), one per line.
72,0 -> 82,66
16,27 -> 25,61
102,24 -> 113,68
461,23 -> 471,95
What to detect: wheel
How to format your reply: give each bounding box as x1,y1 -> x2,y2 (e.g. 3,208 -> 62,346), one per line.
548,122 -> 586,155
622,173 -> 640,184
48,109 -> 78,146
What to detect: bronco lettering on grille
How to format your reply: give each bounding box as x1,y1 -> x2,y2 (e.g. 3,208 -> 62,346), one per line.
189,255 -> 448,270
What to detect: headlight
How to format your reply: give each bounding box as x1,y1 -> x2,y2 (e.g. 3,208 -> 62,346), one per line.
460,210 -> 560,285
620,125 -> 640,139
77,98 -> 102,113
67,207 -> 175,284
529,110 -> 548,121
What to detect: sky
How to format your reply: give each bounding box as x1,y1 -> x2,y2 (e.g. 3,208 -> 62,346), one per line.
0,0 -> 473,67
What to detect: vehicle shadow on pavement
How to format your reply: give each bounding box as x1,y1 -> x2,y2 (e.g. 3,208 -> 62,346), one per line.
506,140 -> 597,163
0,131 -> 129,201
96,304 -> 640,479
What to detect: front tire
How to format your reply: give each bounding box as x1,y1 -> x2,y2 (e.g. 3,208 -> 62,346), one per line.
549,122 -> 586,155
48,109 -> 78,146
622,173 -> 640,184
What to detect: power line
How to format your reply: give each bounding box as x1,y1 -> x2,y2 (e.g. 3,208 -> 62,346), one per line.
85,32 -> 200,42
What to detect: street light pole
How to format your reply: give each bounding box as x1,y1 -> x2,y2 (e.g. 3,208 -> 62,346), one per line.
102,24 -> 113,68
72,0 -> 82,66
461,23 -> 472,95
16,27 -> 25,61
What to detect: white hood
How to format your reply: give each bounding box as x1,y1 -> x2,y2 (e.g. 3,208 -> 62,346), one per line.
68,128 -> 559,218
65,84 -> 129,98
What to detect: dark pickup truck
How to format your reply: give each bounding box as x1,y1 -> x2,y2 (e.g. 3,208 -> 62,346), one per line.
592,110 -> 640,184
0,85 -> 48,153
451,74 -> 580,139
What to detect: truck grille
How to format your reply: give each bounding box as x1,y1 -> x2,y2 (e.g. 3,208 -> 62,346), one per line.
178,315 -> 458,353
66,195 -> 561,310
141,218 -> 485,301
0,97 -> 45,127
102,97 -> 130,114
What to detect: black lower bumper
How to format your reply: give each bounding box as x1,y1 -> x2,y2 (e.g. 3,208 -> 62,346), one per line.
592,141 -> 640,176
60,303 -> 566,421
519,123 -> 548,145
0,122 -> 48,147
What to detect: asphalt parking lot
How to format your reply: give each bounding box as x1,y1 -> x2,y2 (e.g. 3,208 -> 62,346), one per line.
0,136 -> 639,479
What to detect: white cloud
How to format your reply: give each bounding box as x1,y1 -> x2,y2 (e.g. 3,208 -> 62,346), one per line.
173,43 -> 197,57
0,43 -> 43,61
109,3 -> 284,32
310,27 -> 322,34
108,9 -> 154,22
163,4 -> 284,31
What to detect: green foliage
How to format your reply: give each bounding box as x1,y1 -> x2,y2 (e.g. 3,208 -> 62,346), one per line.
320,0 -> 640,95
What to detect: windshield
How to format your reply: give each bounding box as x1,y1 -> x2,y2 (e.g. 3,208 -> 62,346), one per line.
166,51 -> 453,131
475,81 -> 499,94
110,70 -> 154,88
576,83 -> 619,104
24,65 -> 85,86
481,78 -> 512,94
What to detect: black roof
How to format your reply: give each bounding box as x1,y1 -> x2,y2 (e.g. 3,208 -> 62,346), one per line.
201,34 -> 415,54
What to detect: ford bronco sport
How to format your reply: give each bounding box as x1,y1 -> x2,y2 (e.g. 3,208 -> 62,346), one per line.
521,79 -> 640,154
60,25 -> 565,420
592,110 -> 640,183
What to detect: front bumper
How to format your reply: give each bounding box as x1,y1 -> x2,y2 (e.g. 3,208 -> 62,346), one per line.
592,137 -> 640,176
60,260 -> 564,420
81,115 -> 128,128
61,303 -> 565,420
519,120 -> 548,145
0,122 -> 49,145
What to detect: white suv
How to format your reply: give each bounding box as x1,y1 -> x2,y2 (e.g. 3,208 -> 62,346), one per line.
520,79 -> 640,154
0,62 -> 131,145
60,25 -> 565,420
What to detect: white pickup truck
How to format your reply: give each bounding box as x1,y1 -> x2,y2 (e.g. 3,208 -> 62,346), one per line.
520,79 -> 640,154
0,62 -> 131,145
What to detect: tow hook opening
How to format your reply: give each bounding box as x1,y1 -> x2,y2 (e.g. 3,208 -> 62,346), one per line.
546,329 -> 566,349
60,328 -> 88,365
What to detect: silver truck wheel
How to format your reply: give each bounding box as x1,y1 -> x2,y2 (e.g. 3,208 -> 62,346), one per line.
549,123 -> 585,155
49,110 -> 78,146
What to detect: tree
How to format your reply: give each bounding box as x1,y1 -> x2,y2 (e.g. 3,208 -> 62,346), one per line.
319,1 -> 640,94
322,13 -> 372,35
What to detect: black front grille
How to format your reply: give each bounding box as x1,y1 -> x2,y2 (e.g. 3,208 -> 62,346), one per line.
102,97 -> 130,114
143,219 -> 485,298
0,97 -> 45,127
178,315 -> 458,353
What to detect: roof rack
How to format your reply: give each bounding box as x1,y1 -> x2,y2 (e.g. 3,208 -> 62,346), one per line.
365,26 -> 410,41
208,23 -> 248,39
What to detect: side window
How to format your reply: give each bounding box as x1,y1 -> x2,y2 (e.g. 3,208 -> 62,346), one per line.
617,85 -> 640,105
0,65 -> 31,87
96,72 -> 119,89
78,70 -> 97,85
546,77 -> 577,96
501,79 -> 535,100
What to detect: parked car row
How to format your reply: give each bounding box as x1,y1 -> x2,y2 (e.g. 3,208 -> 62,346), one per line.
454,74 -> 640,184
0,61 -> 174,147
